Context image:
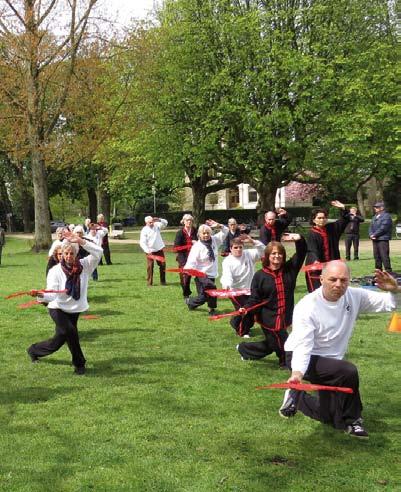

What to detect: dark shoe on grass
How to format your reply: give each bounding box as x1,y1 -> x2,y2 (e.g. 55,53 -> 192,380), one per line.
279,389 -> 300,418
74,366 -> 86,375
345,419 -> 369,439
27,349 -> 39,363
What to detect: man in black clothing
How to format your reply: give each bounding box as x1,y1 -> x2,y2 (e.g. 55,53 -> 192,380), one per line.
344,207 -> 364,261
259,208 -> 291,245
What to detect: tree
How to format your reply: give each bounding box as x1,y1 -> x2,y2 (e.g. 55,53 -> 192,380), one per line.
0,0 -> 98,250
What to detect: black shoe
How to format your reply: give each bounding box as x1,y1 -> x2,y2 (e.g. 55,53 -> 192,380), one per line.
345,419 -> 369,439
74,366 -> 86,375
27,349 -> 39,363
279,389 -> 300,418
354,258 -> 359,261
345,257 -> 350,261
208,308 -> 217,315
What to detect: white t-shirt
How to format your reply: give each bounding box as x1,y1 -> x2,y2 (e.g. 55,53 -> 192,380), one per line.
139,219 -> 168,254
285,286 -> 398,375
220,241 -> 265,289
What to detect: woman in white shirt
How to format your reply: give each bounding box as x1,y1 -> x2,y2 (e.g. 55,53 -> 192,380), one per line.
27,231 -> 103,375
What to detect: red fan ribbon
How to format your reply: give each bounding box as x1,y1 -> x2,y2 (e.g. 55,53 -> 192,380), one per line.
205,289 -> 250,298
166,268 -> 207,278
301,262 -> 325,272
209,300 -> 268,320
5,289 -> 68,300
81,314 -> 101,320
147,254 -> 166,263
256,382 -> 353,394
165,244 -> 192,252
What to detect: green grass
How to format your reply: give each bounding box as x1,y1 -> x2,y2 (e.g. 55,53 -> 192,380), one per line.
1,238 -> 401,491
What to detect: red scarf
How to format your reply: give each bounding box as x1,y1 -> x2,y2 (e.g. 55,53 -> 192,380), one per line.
311,226 -> 330,262
264,222 -> 276,241
262,267 -> 286,331
61,258 -> 83,300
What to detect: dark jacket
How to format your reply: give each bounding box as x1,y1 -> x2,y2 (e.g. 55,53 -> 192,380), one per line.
306,208 -> 350,264
369,212 -> 392,241
174,226 -> 197,266
259,213 -> 291,245
344,213 -> 364,235
222,225 -> 251,254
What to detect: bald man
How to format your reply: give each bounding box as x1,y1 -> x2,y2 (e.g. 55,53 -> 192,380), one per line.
279,260 -> 401,439
259,208 -> 291,245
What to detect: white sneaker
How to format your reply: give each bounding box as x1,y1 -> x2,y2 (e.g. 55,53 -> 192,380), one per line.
242,334 -> 251,338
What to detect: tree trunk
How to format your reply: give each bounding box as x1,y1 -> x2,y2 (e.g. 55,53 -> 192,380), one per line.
254,182 -> 278,226
191,178 -> 207,227
87,187 -> 97,222
356,186 -> 365,217
99,189 -> 111,223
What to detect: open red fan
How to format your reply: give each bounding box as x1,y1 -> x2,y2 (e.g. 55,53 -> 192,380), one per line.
5,289 -> 67,300
205,289 -> 250,298
165,244 -> 192,252
256,382 -> 353,394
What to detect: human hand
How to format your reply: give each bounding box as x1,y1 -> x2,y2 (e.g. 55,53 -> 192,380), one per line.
330,200 -> 345,209
375,270 -> 399,293
287,371 -> 303,384
281,233 -> 301,241
206,219 -> 219,228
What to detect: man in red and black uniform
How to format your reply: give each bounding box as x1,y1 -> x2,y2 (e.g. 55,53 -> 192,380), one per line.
174,214 -> 197,300
259,208 -> 291,245
236,234 -> 306,366
305,200 -> 349,292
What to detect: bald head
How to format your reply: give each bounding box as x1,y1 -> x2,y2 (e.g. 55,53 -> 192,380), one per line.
320,260 -> 350,302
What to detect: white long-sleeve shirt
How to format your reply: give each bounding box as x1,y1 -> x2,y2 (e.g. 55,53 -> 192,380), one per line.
184,226 -> 228,278
139,219 -> 168,253
84,227 -> 107,247
285,286 -> 398,375
220,241 -> 265,289
40,240 -> 103,313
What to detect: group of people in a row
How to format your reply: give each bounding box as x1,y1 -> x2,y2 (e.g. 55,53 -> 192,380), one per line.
24,201 -> 399,440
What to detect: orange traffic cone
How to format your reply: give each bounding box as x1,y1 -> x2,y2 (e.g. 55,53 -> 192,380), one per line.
387,313 -> 401,332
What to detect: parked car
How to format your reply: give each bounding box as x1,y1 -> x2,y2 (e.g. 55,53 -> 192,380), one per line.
50,220 -> 68,233
122,216 -> 136,227
110,223 -> 124,239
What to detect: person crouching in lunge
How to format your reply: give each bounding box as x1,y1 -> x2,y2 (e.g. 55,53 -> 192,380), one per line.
27,230 -> 103,375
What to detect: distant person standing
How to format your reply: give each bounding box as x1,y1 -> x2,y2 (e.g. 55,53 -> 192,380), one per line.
139,216 -> 168,286
259,208 -> 291,245
97,214 -> 112,265
174,214 -> 197,300
221,218 -> 251,256
0,223 -> 5,266
369,201 -> 393,272
344,207 -> 364,261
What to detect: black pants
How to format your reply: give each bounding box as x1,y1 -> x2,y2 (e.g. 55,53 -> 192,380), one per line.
101,243 -> 112,265
238,328 -> 288,365
187,277 -> 217,310
146,250 -> 166,286
177,257 -> 192,297
28,309 -> 86,368
285,352 -> 362,429
229,295 -> 254,336
345,233 -> 360,260
372,240 -> 391,271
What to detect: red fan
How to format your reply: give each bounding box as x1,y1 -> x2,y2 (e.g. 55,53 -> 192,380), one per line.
166,268 -> 207,278
5,289 -> 67,300
205,289 -> 250,298
81,314 -> 101,320
209,300 -> 268,320
301,262 -> 325,272
147,254 -> 166,263
256,382 -> 353,394
165,244 -> 192,252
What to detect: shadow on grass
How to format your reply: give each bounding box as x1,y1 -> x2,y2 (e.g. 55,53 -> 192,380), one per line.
79,327 -> 150,341
89,355 -> 189,377
0,385 -> 73,404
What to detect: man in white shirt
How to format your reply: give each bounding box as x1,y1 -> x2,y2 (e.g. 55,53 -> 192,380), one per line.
220,235 -> 265,337
279,260 -> 400,439
139,216 -> 168,286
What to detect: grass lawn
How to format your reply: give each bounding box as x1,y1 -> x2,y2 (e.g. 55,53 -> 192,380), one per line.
1,238 -> 401,491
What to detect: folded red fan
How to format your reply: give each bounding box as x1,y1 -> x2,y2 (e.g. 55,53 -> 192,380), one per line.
255,382 -> 353,394
166,268 -> 207,278
301,263 -> 325,272
205,289 -> 251,298
147,254 -> 166,263
5,289 -> 68,299
81,314 -> 101,320
165,244 -> 192,252
209,300 -> 268,320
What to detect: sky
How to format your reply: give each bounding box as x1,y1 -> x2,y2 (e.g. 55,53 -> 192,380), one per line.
103,0 -> 156,26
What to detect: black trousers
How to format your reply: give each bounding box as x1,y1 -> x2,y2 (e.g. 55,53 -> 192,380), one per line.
229,295 -> 254,336
187,276 -> 217,310
285,352 -> 362,429
177,257 -> 192,297
101,243 -> 112,265
345,233 -> 360,260
28,309 -> 86,368
237,328 -> 288,365
146,250 -> 166,286
372,240 -> 392,271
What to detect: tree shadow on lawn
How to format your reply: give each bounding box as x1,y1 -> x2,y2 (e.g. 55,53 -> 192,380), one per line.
89,354 -> 188,377
0,385 -> 73,405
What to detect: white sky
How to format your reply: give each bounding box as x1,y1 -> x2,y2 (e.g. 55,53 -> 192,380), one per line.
102,0 -> 156,25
